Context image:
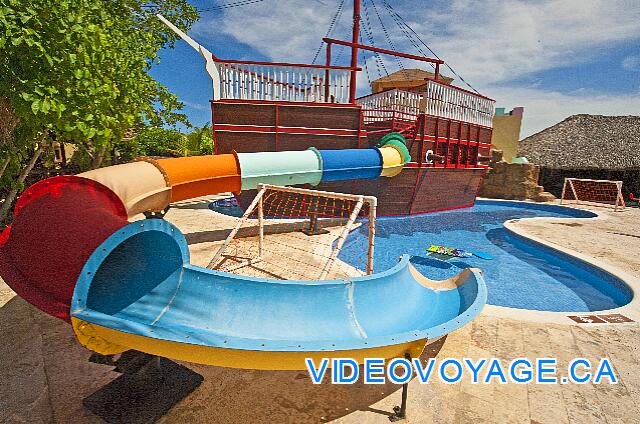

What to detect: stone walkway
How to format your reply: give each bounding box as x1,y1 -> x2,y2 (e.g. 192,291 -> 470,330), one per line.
1,199 -> 639,423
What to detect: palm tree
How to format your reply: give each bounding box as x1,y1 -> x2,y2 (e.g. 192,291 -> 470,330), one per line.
173,124 -> 214,157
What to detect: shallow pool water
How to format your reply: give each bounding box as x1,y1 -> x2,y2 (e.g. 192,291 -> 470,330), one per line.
339,200 -> 633,312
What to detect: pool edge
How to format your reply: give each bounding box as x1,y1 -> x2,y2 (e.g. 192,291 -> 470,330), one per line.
481,203 -> 640,325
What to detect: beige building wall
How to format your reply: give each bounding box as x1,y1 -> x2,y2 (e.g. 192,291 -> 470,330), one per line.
491,107 -> 524,163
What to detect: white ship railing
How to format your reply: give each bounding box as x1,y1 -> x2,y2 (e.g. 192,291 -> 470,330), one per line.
422,80 -> 494,127
356,89 -> 421,120
357,84 -> 495,128
216,61 -> 354,104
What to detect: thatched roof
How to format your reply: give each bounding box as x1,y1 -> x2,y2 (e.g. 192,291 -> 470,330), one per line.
372,68 -> 453,84
518,114 -> 640,170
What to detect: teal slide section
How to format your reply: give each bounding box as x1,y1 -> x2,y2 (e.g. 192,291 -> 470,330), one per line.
238,150 -> 322,190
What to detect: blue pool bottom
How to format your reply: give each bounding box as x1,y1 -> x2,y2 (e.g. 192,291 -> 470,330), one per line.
338,200 -> 632,312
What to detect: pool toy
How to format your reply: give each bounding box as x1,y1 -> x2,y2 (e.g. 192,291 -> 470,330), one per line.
472,251 -> 494,260
0,144 -> 487,371
427,245 -> 494,260
427,245 -> 473,258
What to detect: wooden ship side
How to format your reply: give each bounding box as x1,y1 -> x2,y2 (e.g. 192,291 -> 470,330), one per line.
212,100 -> 366,153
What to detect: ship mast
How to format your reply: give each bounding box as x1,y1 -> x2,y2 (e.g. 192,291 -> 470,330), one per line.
349,0 -> 361,103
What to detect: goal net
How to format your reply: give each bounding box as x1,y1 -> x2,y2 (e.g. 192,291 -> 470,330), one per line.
561,178 -> 625,211
207,184 -> 376,280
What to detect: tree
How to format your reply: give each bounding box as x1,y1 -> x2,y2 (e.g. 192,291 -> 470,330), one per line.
0,0 -> 199,224
186,124 -> 214,156
114,124 -> 215,162
0,97 -> 19,181
115,126 -> 185,161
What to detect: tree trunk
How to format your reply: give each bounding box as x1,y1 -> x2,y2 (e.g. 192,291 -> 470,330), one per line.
0,145 -> 44,224
90,145 -> 108,169
0,156 -> 9,181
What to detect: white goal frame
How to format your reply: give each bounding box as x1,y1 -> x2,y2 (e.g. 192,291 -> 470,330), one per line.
560,178 -> 625,211
207,183 -> 377,278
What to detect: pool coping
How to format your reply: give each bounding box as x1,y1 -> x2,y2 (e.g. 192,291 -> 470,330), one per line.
476,199 -> 640,326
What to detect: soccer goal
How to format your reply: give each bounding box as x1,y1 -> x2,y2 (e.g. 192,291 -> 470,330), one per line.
560,178 -> 625,211
207,184 -> 377,280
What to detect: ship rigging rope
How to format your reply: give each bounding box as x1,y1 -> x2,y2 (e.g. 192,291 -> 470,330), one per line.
378,0 -> 436,71
311,0 -> 346,64
360,0 -> 387,78
359,32 -> 373,86
380,0 -> 483,95
198,0 -> 483,96
367,0 -> 409,80
197,0 -> 268,12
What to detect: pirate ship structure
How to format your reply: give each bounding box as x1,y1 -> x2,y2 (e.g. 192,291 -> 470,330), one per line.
159,0 -> 495,215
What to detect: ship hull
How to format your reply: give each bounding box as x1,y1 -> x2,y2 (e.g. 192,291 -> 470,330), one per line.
212,100 -> 488,216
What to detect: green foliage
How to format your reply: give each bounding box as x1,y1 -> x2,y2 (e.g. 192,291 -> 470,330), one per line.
0,123 -> 43,191
0,0 -> 199,154
117,126 -> 184,160
115,124 -> 214,161
182,124 -> 214,156
0,0 -> 198,223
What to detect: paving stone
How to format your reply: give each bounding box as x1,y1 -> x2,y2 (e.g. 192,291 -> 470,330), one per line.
2,199 -> 640,423
528,383 -> 570,424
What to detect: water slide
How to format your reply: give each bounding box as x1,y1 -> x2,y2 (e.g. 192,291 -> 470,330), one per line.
0,140 -> 487,370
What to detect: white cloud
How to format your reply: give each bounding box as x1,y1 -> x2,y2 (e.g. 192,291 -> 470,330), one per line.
488,86 -> 640,137
403,0 -> 640,85
194,1 -> 352,64
182,100 -> 208,111
207,0 -> 640,80
193,0 -> 640,137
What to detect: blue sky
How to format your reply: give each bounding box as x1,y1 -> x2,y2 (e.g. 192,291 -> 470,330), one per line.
150,0 -> 640,138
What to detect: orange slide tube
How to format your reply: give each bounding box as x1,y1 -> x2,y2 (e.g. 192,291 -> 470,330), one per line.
144,154 -> 242,203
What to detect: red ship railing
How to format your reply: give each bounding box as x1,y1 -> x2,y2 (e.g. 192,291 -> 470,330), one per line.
322,38 -> 445,103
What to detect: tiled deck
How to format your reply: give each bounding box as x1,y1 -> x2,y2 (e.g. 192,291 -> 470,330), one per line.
1,198 -> 639,424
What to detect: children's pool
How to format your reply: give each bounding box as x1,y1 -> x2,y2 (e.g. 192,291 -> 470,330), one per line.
339,200 -> 633,312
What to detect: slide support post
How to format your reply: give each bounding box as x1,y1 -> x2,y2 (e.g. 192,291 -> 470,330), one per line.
389,353 -> 411,422
302,196 -> 329,236
208,187 -> 267,269
366,196 -> 376,275
143,206 -> 171,220
258,192 -> 264,259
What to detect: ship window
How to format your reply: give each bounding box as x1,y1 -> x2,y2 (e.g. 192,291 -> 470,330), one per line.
460,145 -> 469,164
450,144 -> 459,164
470,146 -> 478,164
